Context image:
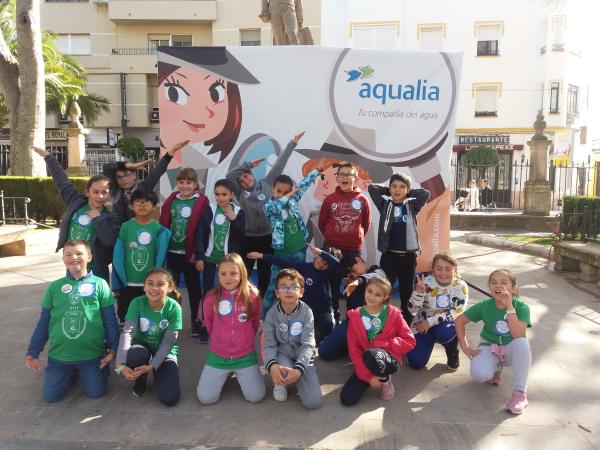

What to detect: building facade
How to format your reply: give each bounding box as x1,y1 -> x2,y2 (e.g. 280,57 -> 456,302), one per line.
40,0 -> 321,152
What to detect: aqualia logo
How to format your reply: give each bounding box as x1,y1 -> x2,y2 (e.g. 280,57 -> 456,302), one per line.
345,66 -> 440,105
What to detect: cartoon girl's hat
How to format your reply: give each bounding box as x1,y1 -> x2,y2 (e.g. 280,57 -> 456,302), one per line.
157,46 -> 260,85
296,128 -> 393,183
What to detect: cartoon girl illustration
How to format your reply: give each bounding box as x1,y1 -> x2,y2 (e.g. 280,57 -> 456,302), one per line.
157,47 -> 260,169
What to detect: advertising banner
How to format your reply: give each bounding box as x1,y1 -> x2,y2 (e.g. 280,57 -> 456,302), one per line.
158,46 -> 462,270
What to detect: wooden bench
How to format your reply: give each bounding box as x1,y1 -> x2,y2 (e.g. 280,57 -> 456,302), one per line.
554,241 -> 600,283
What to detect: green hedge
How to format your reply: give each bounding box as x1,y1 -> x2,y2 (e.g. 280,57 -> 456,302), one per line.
560,195 -> 600,237
0,176 -> 89,223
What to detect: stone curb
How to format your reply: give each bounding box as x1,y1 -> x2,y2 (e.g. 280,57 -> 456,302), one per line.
465,233 -> 554,260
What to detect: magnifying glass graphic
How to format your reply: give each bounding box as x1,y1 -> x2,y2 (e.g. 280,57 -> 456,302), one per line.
327,48 -> 460,200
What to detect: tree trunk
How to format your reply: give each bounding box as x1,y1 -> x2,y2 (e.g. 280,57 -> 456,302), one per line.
0,0 -> 46,176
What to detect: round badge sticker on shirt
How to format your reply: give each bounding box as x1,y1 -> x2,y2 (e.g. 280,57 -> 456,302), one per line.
78,214 -> 92,226
139,317 -> 151,333
372,317 -> 382,329
218,299 -> 233,316
180,206 -> 192,218
351,199 -> 362,210
279,323 -> 288,333
258,193 -> 266,201
159,319 -> 169,330
61,284 -> 73,294
362,316 -> 373,330
393,206 -> 402,218
77,282 -> 95,297
495,319 -> 509,335
215,213 -> 226,225
290,321 -> 304,336
435,293 -> 451,309
305,278 -> 313,286
138,231 -> 152,246
238,312 -> 248,323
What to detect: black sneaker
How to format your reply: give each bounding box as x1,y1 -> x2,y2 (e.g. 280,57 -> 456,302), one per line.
133,375 -> 148,397
190,321 -> 201,337
446,351 -> 460,371
198,326 -> 209,344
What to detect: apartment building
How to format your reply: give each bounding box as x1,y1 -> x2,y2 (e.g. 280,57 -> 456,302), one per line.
40,0 -> 321,151
321,0 -> 596,202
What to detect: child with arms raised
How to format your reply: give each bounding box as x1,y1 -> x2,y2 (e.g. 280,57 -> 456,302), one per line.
26,240 -> 119,402
115,268 -> 183,406
455,269 -> 532,414
196,253 -> 264,404
406,253 -> 468,371
340,276 -> 415,406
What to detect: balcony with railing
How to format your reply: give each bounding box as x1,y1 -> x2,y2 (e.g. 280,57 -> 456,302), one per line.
108,0 -> 216,23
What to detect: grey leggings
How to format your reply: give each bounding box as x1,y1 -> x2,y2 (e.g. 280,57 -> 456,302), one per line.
470,338 -> 531,392
196,364 -> 266,404
275,353 -> 322,410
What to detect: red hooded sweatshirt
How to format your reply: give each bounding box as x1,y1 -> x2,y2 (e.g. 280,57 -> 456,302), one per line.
318,186 -> 371,252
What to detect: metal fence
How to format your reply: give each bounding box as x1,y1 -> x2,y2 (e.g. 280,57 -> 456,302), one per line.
450,160 -> 598,210
560,207 -> 600,242
83,147 -> 159,180
0,144 -> 68,175
0,190 -> 32,226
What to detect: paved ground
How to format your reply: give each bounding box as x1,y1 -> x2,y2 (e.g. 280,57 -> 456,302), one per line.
0,230 -> 599,450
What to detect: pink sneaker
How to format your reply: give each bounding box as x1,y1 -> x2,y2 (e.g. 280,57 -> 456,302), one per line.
489,370 -> 502,386
380,376 -> 395,401
505,390 -> 528,414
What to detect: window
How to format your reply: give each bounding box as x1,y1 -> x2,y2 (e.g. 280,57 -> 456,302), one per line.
171,35 -> 192,47
351,22 -> 399,49
567,85 -> 579,115
474,84 -> 500,117
552,15 -> 566,50
418,25 -> 445,51
148,34 -> 170,50
240,29 -> 261,46
56,34 -> 91,55
550,82 -> 560,113
476,23 -> 502,56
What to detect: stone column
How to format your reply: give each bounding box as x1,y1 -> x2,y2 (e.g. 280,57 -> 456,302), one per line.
65,101 -> 89,177
524,111 -> 552,216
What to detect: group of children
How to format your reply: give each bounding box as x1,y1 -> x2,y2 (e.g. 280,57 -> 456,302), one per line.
25,142 -> 532,415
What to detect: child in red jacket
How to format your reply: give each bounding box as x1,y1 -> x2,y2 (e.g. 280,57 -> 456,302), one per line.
340,275 -> 415,406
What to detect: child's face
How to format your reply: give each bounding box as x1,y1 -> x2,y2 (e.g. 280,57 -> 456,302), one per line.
176,178 -> 198,199
86,180 -> 110,210
313,255 -> 329,271
63,244 -> 92,274
336,167 -> 357,193
389,180 -> 409,203
348,259 -> 364,279
489,272 -> 516,300
238,172 -> 255,190
115,169 -> 137,190
275,277 -> 304,306
132,198 -> 155,219
144,273 -> 171,303
218,261 -> 241,291
214,185 -> 233,206
432,259 -> 456,285
272,181 -> 292,200
469,180 -> 476,188
364,283 -> 388,308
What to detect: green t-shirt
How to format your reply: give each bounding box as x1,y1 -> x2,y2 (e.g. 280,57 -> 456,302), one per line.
41,274 -> 115,361
119,219 -> 162,285
205,205 -> 230,264
126,296 -> 183,359
168,196 -> 197,252
463,297 -> 531,345
277,208 -> 306,256
67,204 -> 96,244
360,304 -> 389,341
206,351 -> 258,370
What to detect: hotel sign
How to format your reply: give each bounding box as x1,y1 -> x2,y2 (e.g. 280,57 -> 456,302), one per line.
458,135 -> 510,145
45,129 -> 67,140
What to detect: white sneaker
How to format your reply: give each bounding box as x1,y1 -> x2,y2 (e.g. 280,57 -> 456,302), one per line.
273,384 -> 287,402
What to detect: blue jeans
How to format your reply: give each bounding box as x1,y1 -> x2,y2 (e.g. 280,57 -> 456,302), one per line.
406,321 -> 457,369
43,356 -> 109,402
202,261 -> 218,298
262,247 -> 306,319
318,319 -> 349,360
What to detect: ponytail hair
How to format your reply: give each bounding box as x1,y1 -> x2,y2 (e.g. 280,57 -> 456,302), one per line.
144,267 -> 182,302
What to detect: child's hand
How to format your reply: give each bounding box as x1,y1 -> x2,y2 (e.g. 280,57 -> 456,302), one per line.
167,139 -> 191,156
497,286 -> 513,309
283,368 -> 301,385
415,274 -> 426,294
269,363 -> 286,385
247,252 -> 263,260
126,159 -> 153,170
292,131 -> 305,145
250,157 -> 265,168
99,349 -> 115,369
460,343 -> 481,359
369,376 -> 384,390
415,320 -> 430,334
195,260 -> 204,272
306,242 -> 321,256
134,364 -> 153,377
121,366 -> 138,381
32,146 -> 49,158
86,208 -> 101,219
221,203 -> 237,220
343,280 -> 359,297
26,356 -> 43,372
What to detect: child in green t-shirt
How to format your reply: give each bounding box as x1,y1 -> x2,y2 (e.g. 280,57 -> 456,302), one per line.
26,240 -> 119,402
115,268 -> 183,406
112,189 -> 171,322
455,269 -> 532,415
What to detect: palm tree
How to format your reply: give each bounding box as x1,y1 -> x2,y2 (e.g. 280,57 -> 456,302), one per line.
0,0 -> 109,127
